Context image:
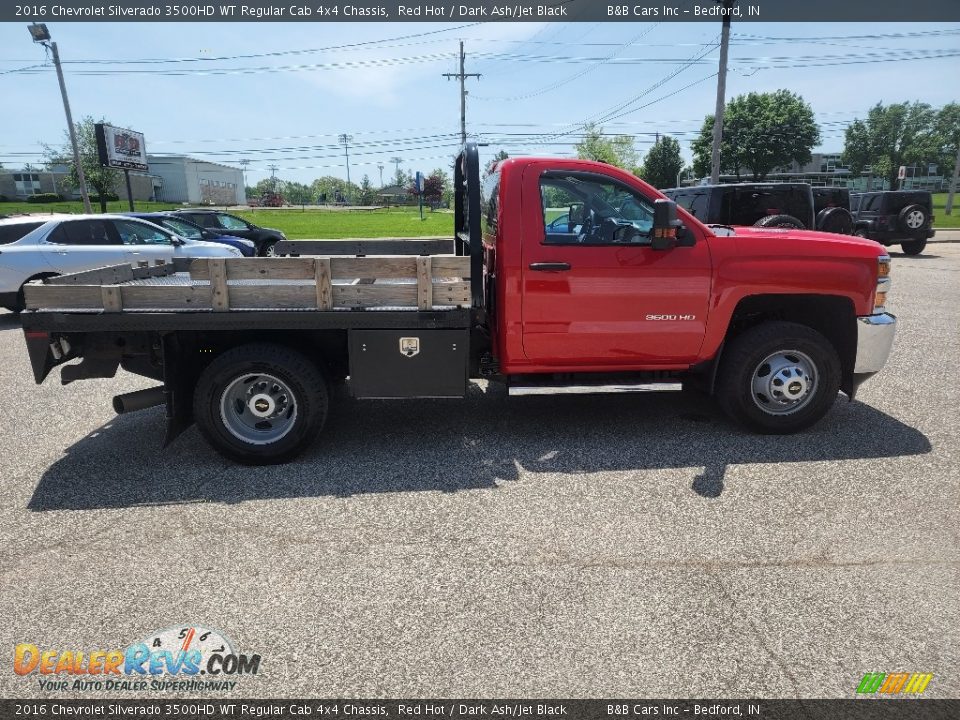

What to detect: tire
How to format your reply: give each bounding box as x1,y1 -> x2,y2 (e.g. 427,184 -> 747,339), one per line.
716,321 -> 841,434
193,343 -> 328,465
898,204 -> 928,234
901,238 -> 927,256
6,293 -> 24,313
816,207 -> 854,235
10,273 -> 59,313
259,241 -> 278,257
753,214 -> 806,230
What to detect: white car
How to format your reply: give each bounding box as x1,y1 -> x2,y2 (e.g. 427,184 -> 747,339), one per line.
0,214 -> 242,312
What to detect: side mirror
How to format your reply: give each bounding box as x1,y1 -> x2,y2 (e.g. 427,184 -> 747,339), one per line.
568,202 -> 585,226
171,236 -> 185,246
651,199 -> 682,250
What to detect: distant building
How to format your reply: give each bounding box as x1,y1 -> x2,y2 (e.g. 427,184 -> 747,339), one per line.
0,166 -> 161,202
146,155 -> 246,205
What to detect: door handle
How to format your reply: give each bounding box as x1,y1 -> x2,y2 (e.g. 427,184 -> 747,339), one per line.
529,262 -> 571,272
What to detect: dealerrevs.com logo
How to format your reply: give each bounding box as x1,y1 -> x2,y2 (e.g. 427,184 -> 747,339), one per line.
856,672 -> 933,696
13,625 -> 261,692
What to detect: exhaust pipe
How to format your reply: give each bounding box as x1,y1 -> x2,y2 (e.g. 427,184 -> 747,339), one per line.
113,386 -> 166,414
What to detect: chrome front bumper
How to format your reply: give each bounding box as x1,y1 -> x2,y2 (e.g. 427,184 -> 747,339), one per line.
854,312 -> 897,374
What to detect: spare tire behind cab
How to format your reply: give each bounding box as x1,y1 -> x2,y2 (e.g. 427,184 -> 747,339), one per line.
898,204 -> 929,235
815,207 -> 854,235
753,214 -> 806,230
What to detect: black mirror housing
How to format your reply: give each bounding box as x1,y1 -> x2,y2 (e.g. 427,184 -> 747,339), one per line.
651,199 -> 683,250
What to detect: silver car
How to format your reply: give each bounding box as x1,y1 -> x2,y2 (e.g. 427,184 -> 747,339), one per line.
0,214 -> 242,312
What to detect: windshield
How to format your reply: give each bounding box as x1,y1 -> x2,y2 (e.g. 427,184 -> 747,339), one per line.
161,218 -> 203,240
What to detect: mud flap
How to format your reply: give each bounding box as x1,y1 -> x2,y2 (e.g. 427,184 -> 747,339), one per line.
162,334 -> 194,447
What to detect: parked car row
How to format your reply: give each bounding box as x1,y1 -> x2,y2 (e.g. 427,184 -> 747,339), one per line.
169,209 -> 287,257
663,183 -> 935,255
0,214 -> 243,312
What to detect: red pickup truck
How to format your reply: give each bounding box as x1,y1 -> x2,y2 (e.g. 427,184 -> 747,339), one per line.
21,144 -> 896,464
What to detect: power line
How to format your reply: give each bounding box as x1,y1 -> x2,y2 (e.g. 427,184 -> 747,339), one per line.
473,24 -> 661,103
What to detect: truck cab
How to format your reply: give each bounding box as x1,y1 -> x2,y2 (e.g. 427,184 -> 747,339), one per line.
481,156 -> 892,399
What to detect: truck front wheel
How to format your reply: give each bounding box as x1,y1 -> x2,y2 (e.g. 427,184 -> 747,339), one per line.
716,321 -> 841,434
193,343 -> 328,464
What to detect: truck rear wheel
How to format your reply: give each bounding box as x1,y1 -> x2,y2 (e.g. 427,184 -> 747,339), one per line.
193,343 -> 328,464
716,321 -> 841,434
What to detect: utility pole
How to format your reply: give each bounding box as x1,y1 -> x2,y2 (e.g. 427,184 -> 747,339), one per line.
338,133 -> 353,186
710,0 -> 735,184
377,163 -> 385,188
946,146 -> 960,215
267,164 -> 278,193
29,24 -> 91,213
391,156 -> 403,183
239,159 -> 250,189
443,40 -> 481,144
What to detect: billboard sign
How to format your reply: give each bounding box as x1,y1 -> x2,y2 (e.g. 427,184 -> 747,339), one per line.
95,123 -> 148,171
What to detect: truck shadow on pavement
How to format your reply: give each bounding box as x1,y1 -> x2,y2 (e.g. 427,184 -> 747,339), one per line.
28,383 -> 932,510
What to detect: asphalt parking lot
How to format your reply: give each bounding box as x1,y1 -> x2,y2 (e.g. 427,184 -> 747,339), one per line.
1,244 -> 958,700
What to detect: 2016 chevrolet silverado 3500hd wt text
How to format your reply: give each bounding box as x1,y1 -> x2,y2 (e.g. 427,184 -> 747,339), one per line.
20,144 -> 896,464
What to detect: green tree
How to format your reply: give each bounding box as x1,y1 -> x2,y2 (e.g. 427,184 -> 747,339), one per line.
310,176 -> 358,203
358,175 -> 378,205
575,123 -> 638,170
935,102 -> 960,178
486,149 -> 509,174
391,167 -> 408,189
692,90 -> 821,181
43,116 -> 122,211
284,181 -> 312,208
842,102 -> 938,189
638,136 -> 684,189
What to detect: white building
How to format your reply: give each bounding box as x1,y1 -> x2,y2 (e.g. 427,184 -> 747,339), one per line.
146,155 -> 246,205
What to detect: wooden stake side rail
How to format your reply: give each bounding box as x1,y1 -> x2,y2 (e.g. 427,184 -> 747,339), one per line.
24,256 -> 472,313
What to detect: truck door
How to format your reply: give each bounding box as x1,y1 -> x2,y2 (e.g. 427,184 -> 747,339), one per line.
521,167 -> 711,366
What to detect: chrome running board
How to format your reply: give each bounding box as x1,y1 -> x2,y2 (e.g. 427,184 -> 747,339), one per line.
508,382 -> 683,396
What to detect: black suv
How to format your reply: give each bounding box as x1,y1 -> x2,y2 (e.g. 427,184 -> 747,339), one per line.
663,183 -> 815,230
849,190 -> 935,255
170,210 -> 286,257
812,187 -> 854,235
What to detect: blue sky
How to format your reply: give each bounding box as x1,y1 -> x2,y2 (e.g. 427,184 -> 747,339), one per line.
1,21 -> 958,185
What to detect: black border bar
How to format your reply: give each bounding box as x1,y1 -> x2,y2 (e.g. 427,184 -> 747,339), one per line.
5,1 -> 960,23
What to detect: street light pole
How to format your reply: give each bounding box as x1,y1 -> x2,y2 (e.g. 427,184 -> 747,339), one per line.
30,25 -> 92,213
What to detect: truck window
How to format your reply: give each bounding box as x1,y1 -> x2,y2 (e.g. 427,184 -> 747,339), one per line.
540,172 -> 654,246
481,171 -> 500,237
